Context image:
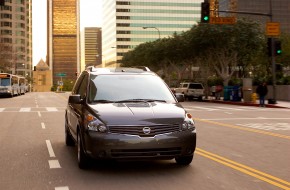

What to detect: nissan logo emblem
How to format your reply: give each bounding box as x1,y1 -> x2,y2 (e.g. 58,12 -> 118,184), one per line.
143,127 -> 151,134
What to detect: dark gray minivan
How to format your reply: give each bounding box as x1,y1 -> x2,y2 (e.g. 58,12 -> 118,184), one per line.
65,67 -> 196,169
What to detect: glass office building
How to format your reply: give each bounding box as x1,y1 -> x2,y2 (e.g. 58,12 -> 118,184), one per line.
84,27 -> 102,67
47,0 -> 80,85
218,0 -> 290,34
0,0 -> 32,77
102,0 -> 203,67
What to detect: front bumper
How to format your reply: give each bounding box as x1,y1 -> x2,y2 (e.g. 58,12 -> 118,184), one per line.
83,130 -> 196,160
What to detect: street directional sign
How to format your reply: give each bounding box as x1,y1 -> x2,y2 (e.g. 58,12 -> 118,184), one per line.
56,73 -> 66,77
210,17 -> 236,24
266,22 -> 280,36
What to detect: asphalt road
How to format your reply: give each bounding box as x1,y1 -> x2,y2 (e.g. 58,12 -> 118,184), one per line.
0,92 -> 289,190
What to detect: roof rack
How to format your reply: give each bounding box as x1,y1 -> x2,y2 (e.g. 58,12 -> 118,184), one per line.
85,66 -> 152,74
131,66 -> 150,71
86,66 -> 94,72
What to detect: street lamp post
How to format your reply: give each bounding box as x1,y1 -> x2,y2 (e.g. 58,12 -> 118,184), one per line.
142,27 -> 160,39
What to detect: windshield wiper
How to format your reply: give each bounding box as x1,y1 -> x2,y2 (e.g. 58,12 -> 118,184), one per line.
93,99 -> 114,103
115,99 -> 166,103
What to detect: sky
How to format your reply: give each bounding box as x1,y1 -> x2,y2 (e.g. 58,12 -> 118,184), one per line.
32,0 -> 102,66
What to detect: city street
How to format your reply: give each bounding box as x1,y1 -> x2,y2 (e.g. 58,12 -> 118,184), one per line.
0,92 -> 289,190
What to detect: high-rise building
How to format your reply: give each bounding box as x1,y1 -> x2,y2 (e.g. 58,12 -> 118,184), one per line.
218,0 -> 290,34
102,0 -> 203,67
0,0 -> 32,77
84,27 -> 102,67
47,0 -> 80,85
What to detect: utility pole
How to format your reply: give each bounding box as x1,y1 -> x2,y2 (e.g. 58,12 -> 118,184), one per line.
269,0 -> 277,104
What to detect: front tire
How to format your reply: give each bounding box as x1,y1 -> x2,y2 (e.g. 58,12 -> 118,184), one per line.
77,132 -> 89,169
175,155 -> 193,165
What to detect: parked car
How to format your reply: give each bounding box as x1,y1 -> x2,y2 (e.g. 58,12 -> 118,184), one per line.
174,82 -> 205,101
65,67 -> 196,169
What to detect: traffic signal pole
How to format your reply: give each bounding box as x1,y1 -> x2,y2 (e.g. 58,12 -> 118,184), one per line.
216,0 -> 277,104
269,0 -> 277,104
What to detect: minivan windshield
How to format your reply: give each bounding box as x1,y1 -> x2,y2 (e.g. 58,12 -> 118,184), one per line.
88,74 -> 176,103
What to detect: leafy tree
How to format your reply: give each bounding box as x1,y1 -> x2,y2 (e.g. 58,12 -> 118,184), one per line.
188,19 -> 264,85
121,19 -> 267,86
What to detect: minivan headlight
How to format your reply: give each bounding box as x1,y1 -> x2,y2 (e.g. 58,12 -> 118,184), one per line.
182,113 -> 195,131
85,113 -> 108,133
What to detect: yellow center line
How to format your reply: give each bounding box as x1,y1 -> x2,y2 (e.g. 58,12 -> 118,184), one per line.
196,148 -> 290,190
194,118 -> 290,140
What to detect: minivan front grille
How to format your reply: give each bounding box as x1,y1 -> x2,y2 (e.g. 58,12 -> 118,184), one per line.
111,147 -> 182,158
109,124 -> 180,137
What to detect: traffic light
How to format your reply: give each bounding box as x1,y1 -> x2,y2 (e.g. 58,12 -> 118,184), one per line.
201,2 -> 210,23
274,40 -> 282,56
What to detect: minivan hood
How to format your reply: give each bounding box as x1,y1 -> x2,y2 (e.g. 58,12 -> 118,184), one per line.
88,102 -> 186,126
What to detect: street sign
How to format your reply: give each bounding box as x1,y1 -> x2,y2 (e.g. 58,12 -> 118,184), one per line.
56,73 -> 66,77
266,22 -> 280,36
210,17 -> 236,24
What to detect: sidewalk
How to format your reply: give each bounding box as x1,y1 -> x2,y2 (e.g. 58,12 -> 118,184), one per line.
204,98 -> 290,109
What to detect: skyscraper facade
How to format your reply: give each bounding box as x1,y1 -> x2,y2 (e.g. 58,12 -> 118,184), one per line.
47,0 -> 80,85
218,0 -> 290,34
0,0 -> 32,77
102,0 -> 203,67
84,27 -> 102,67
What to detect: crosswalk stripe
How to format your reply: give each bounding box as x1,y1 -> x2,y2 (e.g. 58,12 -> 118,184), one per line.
19,108 -> 31,112
46,107 -> 58,111
0,108 -> 5,112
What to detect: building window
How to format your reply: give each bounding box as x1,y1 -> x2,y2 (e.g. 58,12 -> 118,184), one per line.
15,7 -> 25,13
1,13 -> 12,19
1,21 -> 12,27
1,5 -> 12,11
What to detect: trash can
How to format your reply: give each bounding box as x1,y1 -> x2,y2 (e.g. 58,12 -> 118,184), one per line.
223,86 -> 233,101
243,88 -> 252,103
242,78 -> 253,103
232,86 -> 241,101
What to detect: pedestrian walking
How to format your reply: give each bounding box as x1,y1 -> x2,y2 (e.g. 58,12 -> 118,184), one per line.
256,82 -> 268,107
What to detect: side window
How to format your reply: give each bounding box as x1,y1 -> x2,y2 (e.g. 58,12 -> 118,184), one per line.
78,74 -> 88,99
72,75 -> 84,94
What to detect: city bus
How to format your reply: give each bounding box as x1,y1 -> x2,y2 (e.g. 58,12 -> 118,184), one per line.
0,73 -> 20,97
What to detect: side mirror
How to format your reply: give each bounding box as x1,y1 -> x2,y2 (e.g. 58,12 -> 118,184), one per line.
175,93 -> 185,102
68,94 -> 82,104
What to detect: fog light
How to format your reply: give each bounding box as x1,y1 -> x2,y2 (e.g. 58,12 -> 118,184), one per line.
98,151 -> 106,158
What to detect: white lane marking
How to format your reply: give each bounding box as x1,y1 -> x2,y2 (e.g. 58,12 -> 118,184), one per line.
202,117 -> 290,121
216,106 -> 244,111
46,107 -> 58,112
48,160 -> 61,169
191,106 -> 219,111
38,111 -> 41,117
237,123 -> 290,131
0,108 -> 5,112
55,187 -> 69,190
41,122 -> 45,129
46,140 -> 56,157
224,112 -> 233,114
20,107 -> 31,112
